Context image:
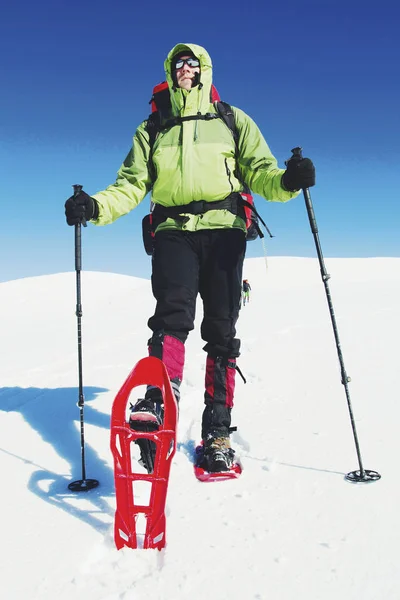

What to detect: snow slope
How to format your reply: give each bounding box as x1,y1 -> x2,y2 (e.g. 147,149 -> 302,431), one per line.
1,257 -> 399,600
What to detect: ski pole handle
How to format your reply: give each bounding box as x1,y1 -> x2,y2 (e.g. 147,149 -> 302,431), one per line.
290,147 -> 318,234
73,183 -> 87,228
73,184 -> 83,197
291,146 -> 303,160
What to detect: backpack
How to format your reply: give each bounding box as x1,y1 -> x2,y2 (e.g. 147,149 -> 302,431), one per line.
141,81 -> 272,255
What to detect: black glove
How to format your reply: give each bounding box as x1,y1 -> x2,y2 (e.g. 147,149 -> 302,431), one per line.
64,191 -> 98,226
282,155 -> 316,192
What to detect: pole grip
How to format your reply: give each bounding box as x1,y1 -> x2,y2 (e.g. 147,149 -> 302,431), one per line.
73,184 -> 87,228
291,146 -> 303,160
289,148 -> 318,232
73,184 -> 83,196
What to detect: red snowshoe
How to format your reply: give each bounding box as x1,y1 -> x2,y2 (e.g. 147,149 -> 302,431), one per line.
110,356 -> 178,550
194,441 -> 242,483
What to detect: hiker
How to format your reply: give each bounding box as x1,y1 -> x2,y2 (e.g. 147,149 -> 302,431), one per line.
64,43 -> 315,474
242,280 -> 251,306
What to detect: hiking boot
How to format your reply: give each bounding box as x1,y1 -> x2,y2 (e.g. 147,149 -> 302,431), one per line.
129,398 -> 163,430
203,434 -> 234,473
129,398 -> 164,474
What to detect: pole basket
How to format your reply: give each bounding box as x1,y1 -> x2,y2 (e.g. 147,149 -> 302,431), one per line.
68,478 -> 99,492
110,356 -> 178,550
345,469 -> 381,483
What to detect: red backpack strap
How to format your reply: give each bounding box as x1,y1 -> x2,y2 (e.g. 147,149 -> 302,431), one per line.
150,81 -> 171,115
210,84 -> 220,102
147,82 -> 172,159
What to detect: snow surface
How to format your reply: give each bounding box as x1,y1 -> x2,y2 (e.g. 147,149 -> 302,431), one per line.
1,256 -> 399,600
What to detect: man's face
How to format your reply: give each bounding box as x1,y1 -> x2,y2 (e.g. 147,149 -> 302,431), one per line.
174,55 -> 200,90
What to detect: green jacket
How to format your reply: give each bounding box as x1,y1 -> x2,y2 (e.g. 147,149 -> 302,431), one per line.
92,43 -> 299,232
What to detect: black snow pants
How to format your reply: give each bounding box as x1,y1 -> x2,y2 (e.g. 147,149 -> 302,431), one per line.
147,228 -> 246,438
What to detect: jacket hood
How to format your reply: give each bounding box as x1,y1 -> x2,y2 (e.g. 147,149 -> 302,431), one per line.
165,43 -> 213,114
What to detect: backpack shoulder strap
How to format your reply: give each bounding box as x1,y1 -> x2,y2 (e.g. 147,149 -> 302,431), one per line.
215,101 -> 238,146
215,100 -> 251,193
146,112 -> 160,150
216,101 -> 273,239
146,84 -> 173,150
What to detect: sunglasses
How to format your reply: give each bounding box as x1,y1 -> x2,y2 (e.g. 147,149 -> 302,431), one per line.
174,57 -> 200,70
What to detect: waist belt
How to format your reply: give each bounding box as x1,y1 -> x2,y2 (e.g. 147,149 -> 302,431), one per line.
152,192 -> 271,238
152,193 -> 244,224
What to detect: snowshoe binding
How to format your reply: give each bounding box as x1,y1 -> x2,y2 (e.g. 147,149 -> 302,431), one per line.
129,398 -> 164,473
194,434 -> 242,482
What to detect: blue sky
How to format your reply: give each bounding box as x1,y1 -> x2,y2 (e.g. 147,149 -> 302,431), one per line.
1,0 -> 399,282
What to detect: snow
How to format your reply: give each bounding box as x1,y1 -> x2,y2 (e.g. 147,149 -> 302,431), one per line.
1,256 -> 399,600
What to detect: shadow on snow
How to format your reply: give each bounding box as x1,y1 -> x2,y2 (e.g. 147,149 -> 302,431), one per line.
0,385 -> 115,533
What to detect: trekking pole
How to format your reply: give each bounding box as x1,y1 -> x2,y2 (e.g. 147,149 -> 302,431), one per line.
68,184 -> 99,492
291,147 -> 381,483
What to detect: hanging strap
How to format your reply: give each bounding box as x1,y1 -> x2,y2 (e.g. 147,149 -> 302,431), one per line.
240,197 -> 273,239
